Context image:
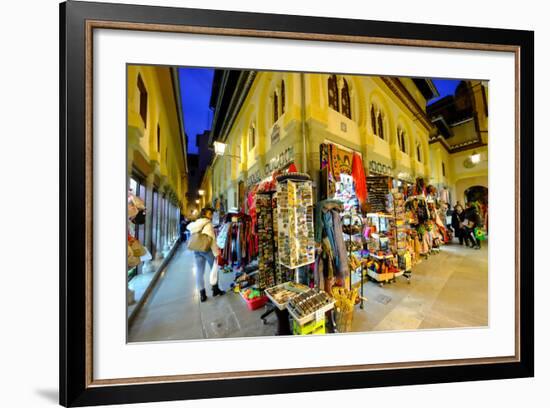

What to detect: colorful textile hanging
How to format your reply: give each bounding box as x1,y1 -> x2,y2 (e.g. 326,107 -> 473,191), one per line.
338,148 -> 353,174
320,143 -> 329,170
329,144 -> 341,181
351,153 -> 367,205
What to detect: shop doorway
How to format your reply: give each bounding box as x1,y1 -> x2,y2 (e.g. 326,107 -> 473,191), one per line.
464,185 -> 488,205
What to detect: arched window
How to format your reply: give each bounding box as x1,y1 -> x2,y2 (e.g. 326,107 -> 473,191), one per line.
273,93 -> 279,124
398,128 -> 406,153
328,75 -> 339,112
371,105 -> 377,135
416,141 -> 422,162
249,124 -> 256,150
281,80 -> 285,115
137,73 -> 148,128
377,112 -> 385,140
157,123 -> 161,152
341,78 -> 351,119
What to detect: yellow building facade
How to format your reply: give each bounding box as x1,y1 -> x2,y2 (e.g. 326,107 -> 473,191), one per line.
428,80 -> 489,206
127,65 -> 188,265
209,72 -> 488,211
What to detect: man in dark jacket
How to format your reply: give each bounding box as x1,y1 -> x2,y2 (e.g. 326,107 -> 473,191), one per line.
451,204 -> 468,246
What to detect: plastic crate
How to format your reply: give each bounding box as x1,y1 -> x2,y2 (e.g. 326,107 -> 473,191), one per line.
293,318 -> 326,335
241,292 -> 268,311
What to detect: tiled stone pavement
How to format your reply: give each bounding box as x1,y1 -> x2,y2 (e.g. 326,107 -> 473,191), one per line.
128,242 -> 488,342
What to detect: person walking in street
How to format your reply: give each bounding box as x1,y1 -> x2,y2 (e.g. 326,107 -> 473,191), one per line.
186,207 -> 225,302
180,215 -> 189,242
451,204 -> 468,246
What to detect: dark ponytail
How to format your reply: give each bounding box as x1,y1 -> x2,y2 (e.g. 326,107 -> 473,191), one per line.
200,207 -> 214,218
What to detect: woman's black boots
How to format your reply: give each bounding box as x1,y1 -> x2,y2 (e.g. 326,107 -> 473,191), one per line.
200,289 -> 207,302
212,284 -> 225,296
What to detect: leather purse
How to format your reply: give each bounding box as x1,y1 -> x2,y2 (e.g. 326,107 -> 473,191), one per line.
187,226 -> 213,252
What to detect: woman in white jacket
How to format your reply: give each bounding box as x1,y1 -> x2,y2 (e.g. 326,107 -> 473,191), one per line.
186,207 -> 225,302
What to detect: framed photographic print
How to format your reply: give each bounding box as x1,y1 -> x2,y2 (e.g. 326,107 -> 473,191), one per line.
60,0 -> 534,406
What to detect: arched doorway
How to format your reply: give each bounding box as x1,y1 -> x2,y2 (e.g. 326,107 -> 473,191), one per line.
464,185 -> 488,205
454,176 -> 488,206
464,185 -> 489,232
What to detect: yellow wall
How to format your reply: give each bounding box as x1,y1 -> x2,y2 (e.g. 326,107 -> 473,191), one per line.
127,65 -> 187,208
428,80 -> 489,207
211,74 -> 483,208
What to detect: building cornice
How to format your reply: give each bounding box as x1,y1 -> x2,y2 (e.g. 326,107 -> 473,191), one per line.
381,77 -> 434,132
170,67 -> 188,174
219,71 -> 257,143
429,134 -> 487,154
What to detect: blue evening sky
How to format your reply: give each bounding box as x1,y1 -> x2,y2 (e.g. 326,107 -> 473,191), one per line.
179,67 -> 215,154
428,79 -> 462,105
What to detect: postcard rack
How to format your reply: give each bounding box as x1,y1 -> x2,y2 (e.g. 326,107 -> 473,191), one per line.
276,179 -> 315,274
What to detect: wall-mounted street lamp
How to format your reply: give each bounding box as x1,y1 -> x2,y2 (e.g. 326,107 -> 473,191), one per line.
195,199 -> 200,204
198,189 -> 205,196
470,151 -> 481,164
213,141 -> 227,156
213,141 -> 240,161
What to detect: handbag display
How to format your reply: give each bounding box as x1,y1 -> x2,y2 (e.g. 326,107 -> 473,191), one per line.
130,237 -> 147,257
187,225 -> 213,252
131,209 -> 146,225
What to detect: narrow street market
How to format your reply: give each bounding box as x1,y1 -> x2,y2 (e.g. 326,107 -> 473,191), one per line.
126,66 -> 489,340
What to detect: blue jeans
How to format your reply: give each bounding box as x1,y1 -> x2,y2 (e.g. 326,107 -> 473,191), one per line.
194,251 -> 214,291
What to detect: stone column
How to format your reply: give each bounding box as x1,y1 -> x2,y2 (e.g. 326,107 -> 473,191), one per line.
169,194 -> 175,243
142,171 -> 156,273
162,186 -> 172,257
155,178 -> 167,261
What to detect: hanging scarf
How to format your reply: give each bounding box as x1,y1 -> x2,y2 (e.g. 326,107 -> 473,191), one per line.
351,153 -> 367,205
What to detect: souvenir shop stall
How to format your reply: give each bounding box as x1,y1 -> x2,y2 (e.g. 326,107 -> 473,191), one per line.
403,178 -> 449,260
127,190 -> 150,303
263,170 -> 365,336
363,176 -> 405,286
218,143 -> 452,336
127,190 -> 149,273
229,168 -> 339,336
215,208 -> 256,279
264,171 -> 335,335
317,142 -> 369,313
362,176 -> 449,286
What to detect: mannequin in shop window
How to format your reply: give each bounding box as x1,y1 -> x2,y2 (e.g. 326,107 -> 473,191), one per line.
187,207 -> 225,302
